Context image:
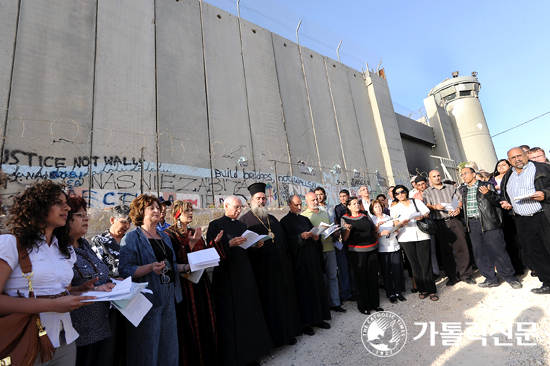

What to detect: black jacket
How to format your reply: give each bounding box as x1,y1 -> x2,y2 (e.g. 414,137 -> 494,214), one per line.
460,181 -> 503,232
500,161 -> 550,225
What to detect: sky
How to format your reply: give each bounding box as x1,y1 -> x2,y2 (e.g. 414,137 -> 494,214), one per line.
212,0 -> 550,164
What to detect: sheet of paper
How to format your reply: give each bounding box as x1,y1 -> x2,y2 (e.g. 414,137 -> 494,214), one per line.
82,277 -> 133,300
409,212 -> 422,220
451,197 -> 460,210
514,193 -> 535,201
180,268 -> 204,284
333,241 -> 343,250
112,293 -> 152,327
82,278 -> 148,302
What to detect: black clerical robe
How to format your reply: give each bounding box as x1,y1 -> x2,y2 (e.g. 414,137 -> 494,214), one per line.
280,212 -> 331,325
239,210 -> 302,347
207,215 -> 274,366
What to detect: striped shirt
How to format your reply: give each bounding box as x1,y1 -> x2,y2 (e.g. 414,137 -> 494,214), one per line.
465,181 -> 480,218
423,183 -> 462,220
507,161 -> 542,216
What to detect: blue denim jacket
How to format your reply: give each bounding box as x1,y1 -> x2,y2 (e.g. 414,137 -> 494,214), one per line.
119,227 -> 182,306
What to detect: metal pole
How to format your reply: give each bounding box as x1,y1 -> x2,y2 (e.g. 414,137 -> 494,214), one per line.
237,0 -> 240,18
296,20 -> 302,45
140,147 -> 144,194
336,40 -> 342,62
273,160 -> 281,208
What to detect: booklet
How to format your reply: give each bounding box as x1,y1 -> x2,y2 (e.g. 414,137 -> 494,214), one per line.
310,222 -> 331,236
441,197 -> 460,211
188,247 -> 220,272
322,223 -> 341,239
180,268 -> 205,284
240,230 -> 272,249
408,212 -> 423,220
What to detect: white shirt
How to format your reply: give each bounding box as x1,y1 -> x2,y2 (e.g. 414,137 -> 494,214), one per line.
372,214 -> 400,252
0,234 -> 79,348
506,161 -> 542,215
390,199 -> 431,242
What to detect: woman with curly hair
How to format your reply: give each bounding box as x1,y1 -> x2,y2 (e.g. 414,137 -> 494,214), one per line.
67,195 -> 115,366
0,180 -> 95,365
119,194 -> 184,366
164,200 -> 218,366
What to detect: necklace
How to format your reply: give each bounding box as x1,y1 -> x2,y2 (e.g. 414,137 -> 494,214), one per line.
251,210 -> 275,240
141,226 -> 168,258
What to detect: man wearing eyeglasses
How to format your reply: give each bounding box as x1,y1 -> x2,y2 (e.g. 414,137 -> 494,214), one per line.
528,147 -> 550,164
423,170 -> 475,287
206,196 -> 274,365
500,147 -> 550,294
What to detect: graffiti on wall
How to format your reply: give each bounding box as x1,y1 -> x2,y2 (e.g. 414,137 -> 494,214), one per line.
1,149 -> 391,209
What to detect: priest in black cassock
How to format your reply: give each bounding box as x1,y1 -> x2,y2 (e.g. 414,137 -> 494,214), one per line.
280,195 -> 331,336
207,195 -> 274,366
239,182 -> 302,347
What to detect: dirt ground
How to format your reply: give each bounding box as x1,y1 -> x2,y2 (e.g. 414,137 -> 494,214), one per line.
261,271 -> 550,366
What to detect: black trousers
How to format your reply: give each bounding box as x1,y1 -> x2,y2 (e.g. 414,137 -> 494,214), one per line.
347,250 -> 380,312
468,219 -> 517,284
400,240 -> 437,294
514,212 -> 550,287
501,212 -> 525,273
434,218 -> 473,282
378,250 -> 406,298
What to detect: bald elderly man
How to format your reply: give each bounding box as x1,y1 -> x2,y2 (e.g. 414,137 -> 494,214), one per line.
207,196 -> 274,365
500,147 -> 550,294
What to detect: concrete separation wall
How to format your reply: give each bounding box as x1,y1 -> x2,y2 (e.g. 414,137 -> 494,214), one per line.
1,0 -> 418,211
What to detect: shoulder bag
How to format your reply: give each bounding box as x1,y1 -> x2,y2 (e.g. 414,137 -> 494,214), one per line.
412,200 -> 438,235
0,236 -> 55,366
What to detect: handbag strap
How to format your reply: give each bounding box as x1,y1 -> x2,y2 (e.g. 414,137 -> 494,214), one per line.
411,199 -> 420,213
15,235 -> 34,295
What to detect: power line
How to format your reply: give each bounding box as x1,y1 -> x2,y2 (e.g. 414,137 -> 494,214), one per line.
491,110 -> 550,138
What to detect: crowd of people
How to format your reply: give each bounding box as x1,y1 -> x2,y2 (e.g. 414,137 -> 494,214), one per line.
1,145 -> 549,366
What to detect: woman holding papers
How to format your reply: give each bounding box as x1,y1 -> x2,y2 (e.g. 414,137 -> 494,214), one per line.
390,185 -> 438,301
165,200 -> 218,366
0,181 -> 96,366
341,197 -> 383,315
370,200 -> 406,304
119,194 -> 184,366
67,196 -> 115,366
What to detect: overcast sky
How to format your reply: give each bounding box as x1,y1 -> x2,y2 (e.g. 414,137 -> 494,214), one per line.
214,0 -> 550,164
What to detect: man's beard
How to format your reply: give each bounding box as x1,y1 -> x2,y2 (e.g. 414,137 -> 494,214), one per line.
251,204 -> 268,219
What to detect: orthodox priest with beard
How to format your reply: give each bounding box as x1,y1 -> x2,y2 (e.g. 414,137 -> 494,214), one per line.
239,182 -> 302,347
207,196 -> 274,366
280,195 -> 331,336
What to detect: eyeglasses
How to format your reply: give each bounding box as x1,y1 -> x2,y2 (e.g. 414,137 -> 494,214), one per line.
73,211 -> 88,218
230,205 -> 243,210
160,260 -> 172,284
395,191 -> 406,195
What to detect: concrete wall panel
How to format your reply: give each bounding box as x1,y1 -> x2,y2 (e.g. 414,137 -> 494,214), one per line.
202,3 -> 255,200
326,61 -> 370,188
156,0 -> 211,204
347,69 -> 387,180
301,48 -> 347,192
202,4 -> 253,167
240,19 -> 289,170
271,34 -> 323,193
3,0 -> 96,194
0,0 -> 19,140
91,0 -> 157,199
